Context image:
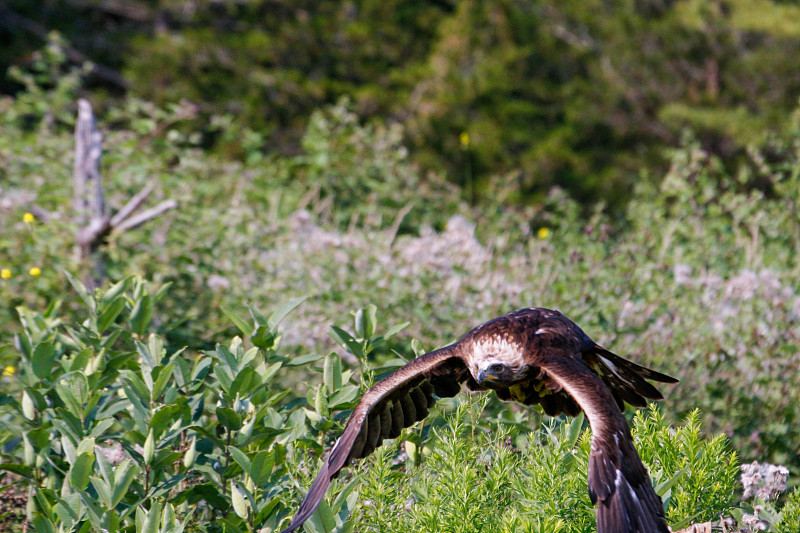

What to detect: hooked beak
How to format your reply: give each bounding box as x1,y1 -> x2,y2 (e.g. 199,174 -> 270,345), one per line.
476,368 -> 499,385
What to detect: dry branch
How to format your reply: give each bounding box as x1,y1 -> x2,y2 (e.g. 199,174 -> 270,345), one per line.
114,200 -> 178,233
72,99 -> 177,286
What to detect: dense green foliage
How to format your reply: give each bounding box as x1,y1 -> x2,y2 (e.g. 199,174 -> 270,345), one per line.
4,1 -> 800,201
0,279 -> 749,532
2,35 -> 800,532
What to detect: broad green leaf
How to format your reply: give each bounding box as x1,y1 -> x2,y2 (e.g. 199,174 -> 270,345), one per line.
130,294 -> 152,336
31,515 -> 56,533
69,372 -> 90,406
302,407 -> 322,424
100,277 -> 131,307
248,305 -> 269,328
183,437 -> 196,468
150,403 -> 180,438
190,356 -> 213,382
254,498 -> 281,524
78,490 -> 105,531
142,501 -> 162,533
112,460 -> 137,507
250,450 -> 274,486
63,270 -> 95,312
215,342 -> 239,374
0,463 -> 36,480
33,487 -> 56,525
228,445 -> 251,474
213,364 -> 233,395
382,321 -> 410,341
230,367 -> 257,398
89,418 -> 115,440
94,443 -> 113,485
261,361 -> 283,383
55,493 -> 81,528
329,326 -> 363,358
221,306 -> 253,336
69,452 -> 94,491
121,377 -> 151,433
328,386 -> 360,409
152,362 -> 176,400
284,352 -> 324,366
655,467 -> 687,498
565,411 -> 585,448
135,339 -> 157,370
315,385 -> 328,417
136,505 -> 147,533
307,499 -> 336,533
55,382 -> 83,421
324,353 -> 342,392
216,407 -> 242,431
77,437 -> 96,456
32,341 -> 57,379
354,305 -> 377,339
90,476 -> 113,507
68,348 -> 92,372
14,331 -> 33,359
163,503 -> 176,528
250,325 -> 277,350
61,435 -> 77,465
331,477 -> 360,520
21,389 -> 35,419
241,346 -> 259,367
97,296 -> 126,333
55,409 -> 83,444
267,296 -> 308,329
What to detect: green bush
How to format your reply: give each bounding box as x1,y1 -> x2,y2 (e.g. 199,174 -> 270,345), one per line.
0,276 -> 332,532
0,276 -> 751,532
3,48 -> 800,512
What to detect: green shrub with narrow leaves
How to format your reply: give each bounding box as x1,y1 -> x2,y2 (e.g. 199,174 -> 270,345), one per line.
0,277 -> 777,532
0,276 -> 376,532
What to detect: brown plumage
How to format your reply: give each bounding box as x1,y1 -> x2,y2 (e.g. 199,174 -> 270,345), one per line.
279,308 -> 678,533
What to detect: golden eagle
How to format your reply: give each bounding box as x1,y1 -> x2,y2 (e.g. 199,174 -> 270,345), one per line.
280,308 -> 677,533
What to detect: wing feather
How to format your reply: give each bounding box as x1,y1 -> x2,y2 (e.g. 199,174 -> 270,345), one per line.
543,356 -> 670,533
583,345 -> 677,411
279,344 -> 468,533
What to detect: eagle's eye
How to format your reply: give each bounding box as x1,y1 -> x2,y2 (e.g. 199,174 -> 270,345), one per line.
490,363 -> 505,373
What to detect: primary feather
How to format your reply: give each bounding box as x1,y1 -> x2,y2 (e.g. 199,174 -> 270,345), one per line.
278,307 -> 677,533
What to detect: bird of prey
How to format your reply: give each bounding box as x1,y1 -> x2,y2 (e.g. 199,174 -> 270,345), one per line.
279,307 -> 678,533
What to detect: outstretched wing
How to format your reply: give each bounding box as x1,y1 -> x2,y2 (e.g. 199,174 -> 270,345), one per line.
279,344 -> 469,533
541,355 -> 670,533
583,345 -> 678,411
489,308 -> 677,418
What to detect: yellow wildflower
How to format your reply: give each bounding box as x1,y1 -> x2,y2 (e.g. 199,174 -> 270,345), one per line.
537,227 -> 550,239
459,132 -> 470,147
23,212 -> 35,224
29,267 -> 41,277
2,366 -> 14,376
0,268 -> 10,279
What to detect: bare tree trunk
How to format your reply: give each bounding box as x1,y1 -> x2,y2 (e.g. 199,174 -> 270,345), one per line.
71,99 -> 177,288
73,99 -> 108,287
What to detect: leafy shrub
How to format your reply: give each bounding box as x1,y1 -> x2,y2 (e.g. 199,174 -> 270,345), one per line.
0,276 -> 756,533
0,276 -> 340,532
3,46 -> 800,500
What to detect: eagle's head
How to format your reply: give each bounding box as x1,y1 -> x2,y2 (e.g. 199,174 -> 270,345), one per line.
467,333 -> 528,389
